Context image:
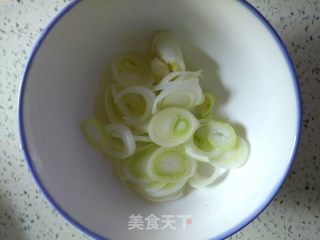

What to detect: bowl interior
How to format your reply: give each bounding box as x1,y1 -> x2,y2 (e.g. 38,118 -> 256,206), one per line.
20,0 -> 300,239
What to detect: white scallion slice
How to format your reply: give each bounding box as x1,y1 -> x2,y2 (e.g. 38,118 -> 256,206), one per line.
174,70 -> 202,81
151,31 -> 185,71
151,57 -> 170,83
133,135 -> 152,142
102,124 -> 136,159
110,131 -> 151,143
152,79 -> 203,113
146,147 -> 197,182
184,123 -> 222,162
210,136 -> 249,169
111,54 -> 153,87
193,92 -> 215,118
135,141 -> 151,152
142,181 -> 167,193
148,107 -> 199,147
105,88 -> 123,123
160,70 -> 201,84
188,162 -> 221,189
123,144 -> 157,184
134,180 -> 186,200
143,181 -> 187,198
81,30 -> 251,203
136,187 -> 184,202
153,71 -> 182,88
80,119 -> 108,149
208,120 -> 237,151
152,70 -> 202,92
114,86 -> 155,124
130,121 -> 149,135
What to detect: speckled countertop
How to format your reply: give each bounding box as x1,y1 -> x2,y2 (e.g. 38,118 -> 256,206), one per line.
0,0 -> 319,239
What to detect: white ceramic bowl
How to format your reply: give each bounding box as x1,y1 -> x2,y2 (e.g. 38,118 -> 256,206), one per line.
19,0 -> 301,239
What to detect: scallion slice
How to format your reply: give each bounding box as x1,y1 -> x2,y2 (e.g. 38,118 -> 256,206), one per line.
151,31 -> 185,71
111,54 -> 153,87
210,136 -> 249,169
146,147 -> 197,182
189,162 -> 221,188
208,120 -> 237,151
148,107 -> 199,147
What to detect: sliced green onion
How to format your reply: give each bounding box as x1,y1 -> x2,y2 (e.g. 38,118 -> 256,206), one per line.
151,57 -> 170,83
142,181 -> 167,193
123,144 -> 157,184
152,70 -> 202,92
184,122 -> 222,162
146,147 -> 197,182
148,107 -> 199,147
152,79 -> 203,113
153,71 -> 182,89
151,31 -> 185,71
105,88 -> 123,123
133,135 -> 152,142
193,92 -> 215,118
111,54 -> 153,87
208,120 -> 237,151
129,122 -> 149,136
188,162 -> 220,188
101,123 -> 136,159
135,141 -> 151,151
135,186 -> 184,202
80,118 -> 108,149
174,70 -> 202,81
161,70 -> 202,84
210,136 -> 249,169
82,31 -> 250,202
114,85 -> 155,124
143,181 -> 187,198
111,131 -> 151,143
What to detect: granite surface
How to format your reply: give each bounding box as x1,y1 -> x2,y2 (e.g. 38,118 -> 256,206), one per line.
0,0 -> 319,239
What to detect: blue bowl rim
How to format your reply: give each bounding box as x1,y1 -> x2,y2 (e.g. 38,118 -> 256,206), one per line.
18,0 -> 302,239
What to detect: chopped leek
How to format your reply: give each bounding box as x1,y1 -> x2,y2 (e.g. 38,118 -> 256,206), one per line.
102,124 -> 136,159
184,122 -> 222,162
148,107 -> 199,147
123,144 -> 157,184
113,85 -> 155,124
152,70 -> 202,92
151,57 -> 170,83
135,187 -> 184,202
143,181 -> 167,193
135,141 -> 152,152
151,31 -> 185,71
146,147 -> 196,182
188,162 -> 220,188
105,88 -> 123,123
111,54 -> 153,87
81,30 -> 250,203
210,137 -> 249,169
193,92 -> 215,118
152,79 -> 203,113
208,120 -> 237,151
132,135 -> 152,142
80,119 -> 108,149
111,131 -> 151,143
129,121 -> 149,135
141,181 -> 187,198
